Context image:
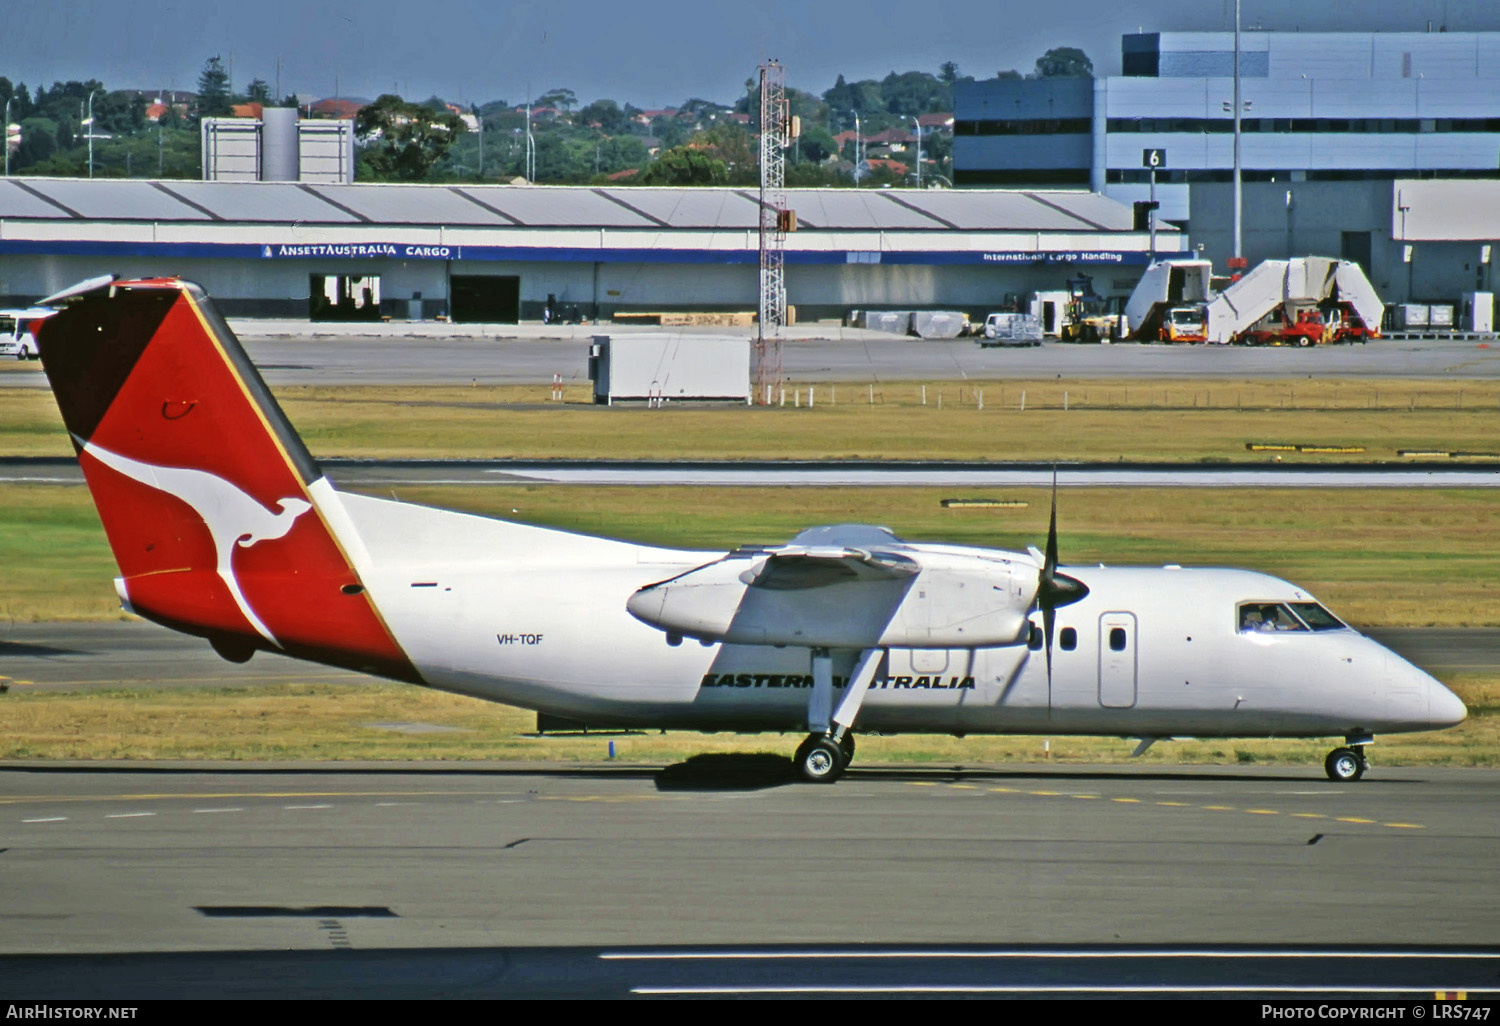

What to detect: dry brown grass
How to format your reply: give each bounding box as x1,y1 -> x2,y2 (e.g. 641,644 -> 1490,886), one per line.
8,378 -> 1500,462
2,675 -> 1491,766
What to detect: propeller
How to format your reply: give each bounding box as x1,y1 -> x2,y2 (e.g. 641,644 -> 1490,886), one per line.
1035,468 -> 1089,686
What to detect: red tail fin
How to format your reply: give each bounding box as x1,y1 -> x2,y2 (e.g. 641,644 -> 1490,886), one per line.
38,277 -> 418,682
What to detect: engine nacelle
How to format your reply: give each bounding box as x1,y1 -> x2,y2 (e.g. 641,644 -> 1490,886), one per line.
627,546 -> 1038,649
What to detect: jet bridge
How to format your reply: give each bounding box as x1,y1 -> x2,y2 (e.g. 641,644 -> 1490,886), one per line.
1205,257 -> 1383,345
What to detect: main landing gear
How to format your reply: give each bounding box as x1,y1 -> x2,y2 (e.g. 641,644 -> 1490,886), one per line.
795,732 -> 856,784
796,647 -> 882,783
1324,737 -> 1372,781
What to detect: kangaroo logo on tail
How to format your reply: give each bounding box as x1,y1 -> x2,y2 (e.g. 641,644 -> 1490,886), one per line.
81,438 -> 311,647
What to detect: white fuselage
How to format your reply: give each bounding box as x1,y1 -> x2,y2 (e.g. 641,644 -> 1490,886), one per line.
335,491 -> 1463,740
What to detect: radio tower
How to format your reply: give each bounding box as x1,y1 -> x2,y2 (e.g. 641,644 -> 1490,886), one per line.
754,60 -> 792,403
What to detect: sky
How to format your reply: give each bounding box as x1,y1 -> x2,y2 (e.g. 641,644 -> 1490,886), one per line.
7,0 -> 1500,110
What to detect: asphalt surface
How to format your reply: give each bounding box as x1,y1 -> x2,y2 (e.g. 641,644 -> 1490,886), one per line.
3,327 -> 1500,388
0,763 -> 1497,997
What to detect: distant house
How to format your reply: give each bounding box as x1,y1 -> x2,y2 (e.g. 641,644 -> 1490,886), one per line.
606,167 -> 640,181
230,103 -> 264,119
865,127 -> 916,147
145,101 -> 189,123
308,98 -> 366,120
917,112 -> 954,131
864,158 -> 908,175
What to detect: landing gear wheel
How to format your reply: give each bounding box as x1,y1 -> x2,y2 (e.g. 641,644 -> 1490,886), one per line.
795,735 -> 845,784
1325,747 -> 1366,782
838,733 -> 855,764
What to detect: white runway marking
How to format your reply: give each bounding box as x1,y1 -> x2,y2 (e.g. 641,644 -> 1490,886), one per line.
604,948 -> 1500,961
21,817 -> 66,823
283,804 -> 333,810
105,812 -> 156,819
192,808 -> 243,814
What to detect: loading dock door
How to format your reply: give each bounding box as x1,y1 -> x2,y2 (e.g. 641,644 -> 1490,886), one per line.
310,274 -> 382,322
451,275 -> 520,324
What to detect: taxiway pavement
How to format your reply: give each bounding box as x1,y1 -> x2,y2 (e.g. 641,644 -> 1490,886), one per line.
3,329 -> 1500,389
0,763 -> 1496,997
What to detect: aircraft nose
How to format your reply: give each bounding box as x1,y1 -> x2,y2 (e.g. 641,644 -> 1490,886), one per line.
1428,679 -> 1468,729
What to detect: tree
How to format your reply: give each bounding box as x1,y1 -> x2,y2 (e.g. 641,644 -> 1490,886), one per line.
638,146 -> 728,185
14,117 -> 57,169
1034,47 -> 1093,79
796,123 -> 838,164
354,93 -> 466,181
197,56 -> 232,118
246,79 -> 271,104
536,88 -> 576,113
578,98 -> 628,134
880,71 -> 947,116
688,122 -> 757,184
823,74 -> 853,114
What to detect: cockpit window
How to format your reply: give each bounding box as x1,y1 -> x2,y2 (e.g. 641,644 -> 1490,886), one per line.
1288,602 -> 1346,631
1238,602 -> 1308,633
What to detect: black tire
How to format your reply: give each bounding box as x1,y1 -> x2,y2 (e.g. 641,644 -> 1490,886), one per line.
1298,337 -> 1312,348
796,736 -> 845,784
838,733 -> 855,764
1325,747 -> 1365,782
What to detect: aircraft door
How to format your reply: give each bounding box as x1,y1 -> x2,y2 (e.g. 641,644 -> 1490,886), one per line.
1097,612 -> 1138,709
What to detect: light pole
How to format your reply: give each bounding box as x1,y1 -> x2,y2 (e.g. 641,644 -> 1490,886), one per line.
3,96 -> 12,177
910,115 -> 922,188
1233,0 -> 1242,265
524,99 -> 535,183
846,109 -> 861,184
85,89 -> 98,178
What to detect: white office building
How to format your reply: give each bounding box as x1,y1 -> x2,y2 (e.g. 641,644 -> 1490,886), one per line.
956,30 -> 1500,228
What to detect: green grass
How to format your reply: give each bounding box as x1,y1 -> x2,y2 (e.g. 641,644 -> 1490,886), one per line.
3,482 -> 1496,628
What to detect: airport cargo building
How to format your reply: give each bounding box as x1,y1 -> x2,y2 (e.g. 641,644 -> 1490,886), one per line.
0,179 -> 1181,321
956,30 -> 1500,231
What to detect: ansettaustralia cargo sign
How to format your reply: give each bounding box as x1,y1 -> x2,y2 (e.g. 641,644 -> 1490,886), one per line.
0,239 -> 1183,267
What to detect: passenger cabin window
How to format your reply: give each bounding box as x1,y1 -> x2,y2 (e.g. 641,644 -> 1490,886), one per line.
1060,627 -> 1077,651
1237,602 -> 1310,633
1028,625 -> 1043,651
1109,627 -> 1128,651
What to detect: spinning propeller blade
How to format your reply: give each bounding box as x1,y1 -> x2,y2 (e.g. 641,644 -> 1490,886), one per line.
1035,468 -> 1089,687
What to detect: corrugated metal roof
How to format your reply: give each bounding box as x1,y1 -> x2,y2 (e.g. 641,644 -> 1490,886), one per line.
0,180 -> 76,219
607,187 -> 759,229
160,181 -> 363,223
0,177 -> 1151,234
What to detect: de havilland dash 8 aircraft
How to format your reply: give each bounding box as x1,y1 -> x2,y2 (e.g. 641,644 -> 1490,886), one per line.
34,275 -> 1467,783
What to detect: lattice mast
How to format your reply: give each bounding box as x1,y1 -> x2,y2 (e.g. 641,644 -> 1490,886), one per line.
754,60 -> 792,403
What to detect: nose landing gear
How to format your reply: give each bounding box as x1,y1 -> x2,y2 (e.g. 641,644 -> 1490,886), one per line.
1324,741 -> 1371,782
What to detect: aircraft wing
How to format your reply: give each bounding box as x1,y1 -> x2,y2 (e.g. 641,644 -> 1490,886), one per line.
739,547 -> 919,590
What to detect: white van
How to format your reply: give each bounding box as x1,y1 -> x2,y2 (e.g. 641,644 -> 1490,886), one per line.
980,312 -> 1043,347
0,308 -> 53,360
